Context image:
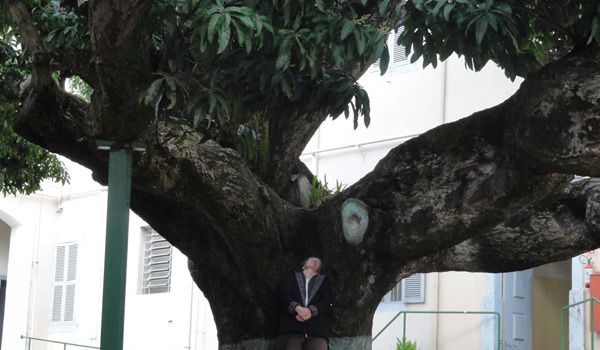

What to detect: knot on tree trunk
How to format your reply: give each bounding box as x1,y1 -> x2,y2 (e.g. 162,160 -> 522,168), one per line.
341,198 -> 369,245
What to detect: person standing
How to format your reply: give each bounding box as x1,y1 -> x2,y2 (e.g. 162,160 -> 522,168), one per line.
279,257 -> 333,350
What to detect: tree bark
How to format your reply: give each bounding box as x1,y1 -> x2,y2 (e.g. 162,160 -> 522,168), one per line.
88,0 -> 154,139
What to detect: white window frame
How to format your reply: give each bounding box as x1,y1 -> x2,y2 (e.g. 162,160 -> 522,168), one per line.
140,227 -> 172,295
382,273 -> 426,304
50,242 -> 78,327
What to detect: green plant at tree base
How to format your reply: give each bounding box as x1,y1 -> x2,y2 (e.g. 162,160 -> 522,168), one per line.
396,338 -> 417,350
308,175 -> 346,207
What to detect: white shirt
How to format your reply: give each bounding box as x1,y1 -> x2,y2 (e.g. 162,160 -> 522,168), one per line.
305,276 -> 311,306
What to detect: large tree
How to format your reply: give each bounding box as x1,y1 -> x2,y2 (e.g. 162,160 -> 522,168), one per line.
4,0 -> 600,348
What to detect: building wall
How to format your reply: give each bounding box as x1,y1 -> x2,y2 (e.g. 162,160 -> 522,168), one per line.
123,215 -> 219,350
372,273 -> 438,350
0,193 -> 62,350
436,272 -> 487,350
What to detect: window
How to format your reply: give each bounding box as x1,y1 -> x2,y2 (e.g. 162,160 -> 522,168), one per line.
370,28 -> 410,74
141,227 -> 172,294
384,273 -> 426,304
51,243 -> 78,323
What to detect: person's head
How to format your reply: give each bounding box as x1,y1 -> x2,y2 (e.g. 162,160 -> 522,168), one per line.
302,257 -> 322,273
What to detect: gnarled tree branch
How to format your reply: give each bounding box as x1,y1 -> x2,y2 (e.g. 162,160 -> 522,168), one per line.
411,178 -> 600,273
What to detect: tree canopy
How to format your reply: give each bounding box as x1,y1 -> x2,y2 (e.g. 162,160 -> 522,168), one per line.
3,0 -> 600,187
0,0 -> 600,193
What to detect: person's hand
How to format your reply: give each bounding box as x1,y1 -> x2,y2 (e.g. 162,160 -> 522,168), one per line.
294,306 -> 312,321
295,315 -> 305,322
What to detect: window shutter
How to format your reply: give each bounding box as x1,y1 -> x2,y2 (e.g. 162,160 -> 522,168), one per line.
392,29 -> 408,66
390,282 -> 402,302
51,243 -> 78,323
54,245 -> 65,282
64,284 -> 76,321
64,244 -> 77,322
67,244 -> 78,281
51,286 -> 63,322
401,273 -> 425,303
142,228 -> 172,294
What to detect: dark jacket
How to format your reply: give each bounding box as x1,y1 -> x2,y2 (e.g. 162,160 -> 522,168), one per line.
279,271 -> 333,339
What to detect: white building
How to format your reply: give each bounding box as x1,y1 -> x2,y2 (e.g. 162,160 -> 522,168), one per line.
0,163 -> 219,350
0,35 -> 592,350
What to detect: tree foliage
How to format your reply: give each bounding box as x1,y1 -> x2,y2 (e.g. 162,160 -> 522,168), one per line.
1,0 -> 600,189
399,0 -> 600,77
0,21 -> 68,195
138,0 -> 600,151
0,0 -> 600,193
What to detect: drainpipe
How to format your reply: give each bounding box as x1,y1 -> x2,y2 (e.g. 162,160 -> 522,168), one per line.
441,60 -> 448,125
314,128 -> 321,177
26,197 -> 44,337
186,281 -> 194,350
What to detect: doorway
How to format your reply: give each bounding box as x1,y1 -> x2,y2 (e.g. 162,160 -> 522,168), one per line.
531,261 -> 571,350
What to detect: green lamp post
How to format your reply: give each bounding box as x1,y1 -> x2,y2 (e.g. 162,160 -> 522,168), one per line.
97,141 -> 144,350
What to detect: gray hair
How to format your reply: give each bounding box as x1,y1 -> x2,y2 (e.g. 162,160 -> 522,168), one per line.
302,257 -> 322,272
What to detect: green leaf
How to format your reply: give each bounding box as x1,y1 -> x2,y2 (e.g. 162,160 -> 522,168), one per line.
207,15 -> 222,44
475,17 -> 489,44
315,0 -> 325,11
354,29 -> 366,55
275,36 -> 293,70
443,3 -> 455,21
590,16 -> 600,44
227,6 -> 254,16
363,111 -> 370,128
217,13 -> 231,54
280,77 -> 293,98
235,14 -> 254,29
217,25 -> 231,53
487,13 -> 498,31
379,44 -> 390,75
232,19 -> 246,47
143,78 -> 164,106
432,0 -> 445,17
341,20 -> 355,41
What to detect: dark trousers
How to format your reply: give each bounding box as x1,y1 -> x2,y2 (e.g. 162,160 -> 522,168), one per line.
285,334 -> 328,350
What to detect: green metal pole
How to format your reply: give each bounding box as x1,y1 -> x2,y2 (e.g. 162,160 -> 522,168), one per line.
100,148 -> 133,350
496,313 -> 501,350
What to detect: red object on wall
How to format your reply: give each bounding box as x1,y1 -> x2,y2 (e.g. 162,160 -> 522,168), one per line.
590,273 -> 600,331
585,263 -> 594,288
